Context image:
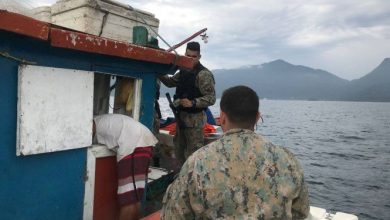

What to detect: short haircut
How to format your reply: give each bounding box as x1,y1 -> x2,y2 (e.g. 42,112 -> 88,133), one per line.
220,86 -> 259,128
186,41 -> 200,52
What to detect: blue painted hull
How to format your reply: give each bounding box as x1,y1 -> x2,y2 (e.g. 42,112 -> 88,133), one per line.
0,30 -> 172,220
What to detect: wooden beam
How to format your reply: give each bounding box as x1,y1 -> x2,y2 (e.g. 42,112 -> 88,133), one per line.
0,10 -> 49,40
50,28 -> 194,69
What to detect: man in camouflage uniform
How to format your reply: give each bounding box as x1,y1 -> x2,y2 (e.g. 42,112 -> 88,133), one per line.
159,41 -> 216,167
161,86 -> 309,219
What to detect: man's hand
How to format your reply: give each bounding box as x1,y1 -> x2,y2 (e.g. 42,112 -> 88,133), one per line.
179,98 -> 193,108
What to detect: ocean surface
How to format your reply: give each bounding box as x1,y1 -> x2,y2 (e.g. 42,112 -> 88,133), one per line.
159,98 -> 390,220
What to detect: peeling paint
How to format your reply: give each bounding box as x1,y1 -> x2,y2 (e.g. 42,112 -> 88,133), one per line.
96,39 -> 102,46
85,36 -> 93,41
69,33 -> 78,46
50,28 -> 194,68
85,36 -> 104,47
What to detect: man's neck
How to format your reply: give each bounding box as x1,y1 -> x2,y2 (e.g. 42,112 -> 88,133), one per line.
224,124 -> 254,133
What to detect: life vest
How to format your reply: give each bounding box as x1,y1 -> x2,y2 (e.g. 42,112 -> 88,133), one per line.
175,62 -> 207,113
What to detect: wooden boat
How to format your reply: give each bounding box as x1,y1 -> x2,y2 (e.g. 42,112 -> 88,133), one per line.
0,1 -> 359,218
0,9 -> 192,219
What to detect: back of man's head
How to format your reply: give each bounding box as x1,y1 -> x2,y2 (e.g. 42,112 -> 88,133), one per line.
186,41 -> 200,52
220,86 -> 259,129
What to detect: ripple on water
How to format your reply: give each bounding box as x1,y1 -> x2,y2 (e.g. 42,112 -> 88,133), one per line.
329,176 -> 343,181
364,184 -> 382,190
338,135 -> 366,140
316,138 -> 337,143
358,212 -> 380,220
309,162 -> 327,168
167,99 -> 390,220
324,152 -> 349,159
307,180 -> 325,186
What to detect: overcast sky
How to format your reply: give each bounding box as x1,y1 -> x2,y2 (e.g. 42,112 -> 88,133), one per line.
27,0 -> 390,80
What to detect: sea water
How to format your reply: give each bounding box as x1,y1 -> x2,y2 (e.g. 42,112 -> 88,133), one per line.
158,99 -> 390,220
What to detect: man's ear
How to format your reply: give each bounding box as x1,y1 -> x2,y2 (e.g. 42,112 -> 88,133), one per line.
220,110 -> 227,132
255,112 -> 261,124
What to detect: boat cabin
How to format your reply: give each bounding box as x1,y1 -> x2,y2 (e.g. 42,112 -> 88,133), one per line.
0,10 -> 193,220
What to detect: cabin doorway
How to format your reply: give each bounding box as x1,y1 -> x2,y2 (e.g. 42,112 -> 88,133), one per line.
84,73 -> 142,220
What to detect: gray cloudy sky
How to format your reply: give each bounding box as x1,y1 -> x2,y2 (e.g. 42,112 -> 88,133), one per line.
31,0 -> 390,80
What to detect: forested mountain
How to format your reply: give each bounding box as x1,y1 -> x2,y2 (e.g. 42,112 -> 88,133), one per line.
345,58 -> 390,102
160,58 -> 390,102
213,59 -> 349,100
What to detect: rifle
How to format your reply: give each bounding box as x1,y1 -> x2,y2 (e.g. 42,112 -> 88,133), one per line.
166,93 -> 184,128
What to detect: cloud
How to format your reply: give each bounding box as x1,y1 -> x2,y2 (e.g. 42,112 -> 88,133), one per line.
285,1 -> 390,47
32,0 -> 390,79
319,39 -> 390,80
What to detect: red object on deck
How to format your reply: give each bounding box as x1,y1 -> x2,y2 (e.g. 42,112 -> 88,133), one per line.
160,123 -> 217,136
204,124 -> 217,136
161,123 -> 176,135
93,156 -> 119,220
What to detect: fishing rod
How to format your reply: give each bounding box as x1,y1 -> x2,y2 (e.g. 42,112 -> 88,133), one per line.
167,28 -> 208,52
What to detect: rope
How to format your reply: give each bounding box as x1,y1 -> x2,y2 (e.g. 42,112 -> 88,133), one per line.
131,153 -> 140,201
141,151 -> 151,214
0,51 -> 36,64
129,5 -> 178,56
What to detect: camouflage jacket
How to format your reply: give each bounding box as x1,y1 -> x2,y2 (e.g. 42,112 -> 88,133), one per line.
159,62 -> 216,109
161,129 -> 310,220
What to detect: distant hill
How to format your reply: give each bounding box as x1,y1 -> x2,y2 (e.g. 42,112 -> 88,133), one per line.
213,59 -> 349,100
346,58 -> 390,102
160,58 -> 390,102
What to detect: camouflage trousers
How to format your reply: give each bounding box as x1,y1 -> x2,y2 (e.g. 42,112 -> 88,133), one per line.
174,125 -> 204,166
